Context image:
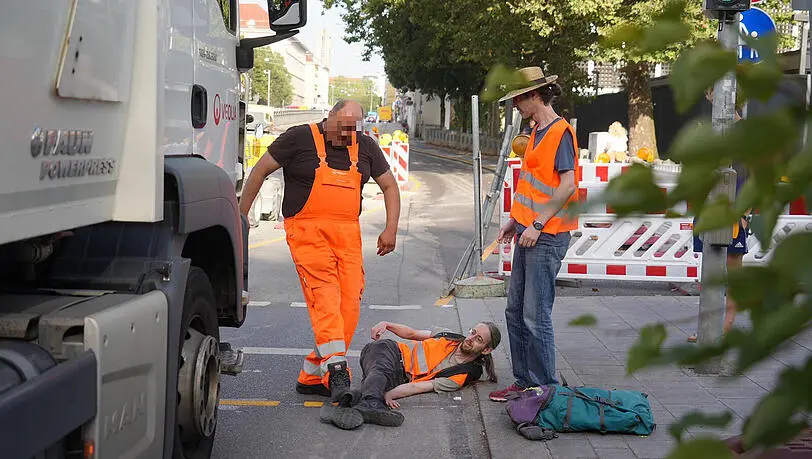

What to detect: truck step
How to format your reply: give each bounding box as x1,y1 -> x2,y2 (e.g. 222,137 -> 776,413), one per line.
219,342 -> 244,376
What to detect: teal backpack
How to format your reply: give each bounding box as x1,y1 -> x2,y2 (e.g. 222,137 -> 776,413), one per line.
537,384 -> 656,435
507,378 -> 656,439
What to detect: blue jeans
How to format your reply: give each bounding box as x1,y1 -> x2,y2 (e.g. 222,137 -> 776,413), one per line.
506,225 -> 569,388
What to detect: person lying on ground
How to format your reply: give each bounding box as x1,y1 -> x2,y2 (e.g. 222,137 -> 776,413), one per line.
324,321 -> 501,430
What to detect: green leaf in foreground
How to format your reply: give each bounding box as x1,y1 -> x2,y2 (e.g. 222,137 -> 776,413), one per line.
668,121 -> 727,167
694,195 -> 739,235
671,42 -> 737,113
603,164 -> 668,216
568,314 -> 598,327
668,411 -> 734,443
626,324 -> 667,374
743,392 -> 808,449
480,64 -> 528,103
665,437 -> 733,459
637,19 -> 691,55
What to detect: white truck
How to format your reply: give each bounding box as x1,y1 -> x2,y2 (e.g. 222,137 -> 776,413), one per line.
0,1 -> 307,458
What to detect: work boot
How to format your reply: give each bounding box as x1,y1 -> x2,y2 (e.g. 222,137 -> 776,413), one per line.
330,407 -> 364,430
319,402 -> 337,424
327,361 -> 354,406
295,382 -> 330,397
355,401 -> 405,427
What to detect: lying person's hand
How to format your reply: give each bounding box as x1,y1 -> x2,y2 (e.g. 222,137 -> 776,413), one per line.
371,321 -> 388,340
385,394 -> 400,409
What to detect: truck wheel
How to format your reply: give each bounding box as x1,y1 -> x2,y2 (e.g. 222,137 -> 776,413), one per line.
174,267 -> 220,459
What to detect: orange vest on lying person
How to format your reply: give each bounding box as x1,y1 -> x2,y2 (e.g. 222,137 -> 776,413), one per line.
510,118 -> 580,233
396,333 -> 483,387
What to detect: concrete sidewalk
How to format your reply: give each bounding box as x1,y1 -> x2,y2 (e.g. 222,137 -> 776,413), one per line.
455,295 -> 810,459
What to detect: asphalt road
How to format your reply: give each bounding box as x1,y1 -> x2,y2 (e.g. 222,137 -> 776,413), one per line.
212,149 -> 680,458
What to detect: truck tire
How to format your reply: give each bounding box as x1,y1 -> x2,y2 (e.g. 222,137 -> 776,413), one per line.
173,267 -> 220,459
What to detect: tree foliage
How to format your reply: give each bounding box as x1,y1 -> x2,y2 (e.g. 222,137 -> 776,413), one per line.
328,76 -> 382,114
251,47 -> 293,107
553,3 -> 810,456
321,0 -> 592,121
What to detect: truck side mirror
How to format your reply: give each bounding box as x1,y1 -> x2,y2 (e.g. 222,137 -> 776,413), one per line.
267,0 -> 307,32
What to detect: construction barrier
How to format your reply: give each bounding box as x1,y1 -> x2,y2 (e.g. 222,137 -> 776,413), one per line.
364,129 -> 380,144
364,129 -> 410,189
390,140 -> 410,188
498,159 -> 812,281
244,133 -> 276,169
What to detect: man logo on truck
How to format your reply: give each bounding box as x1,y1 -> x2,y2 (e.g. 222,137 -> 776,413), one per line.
30,128 -> 93,158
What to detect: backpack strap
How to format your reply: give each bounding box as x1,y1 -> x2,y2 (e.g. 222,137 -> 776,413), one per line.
434,360 -> 483,386
433,331 -> 465,341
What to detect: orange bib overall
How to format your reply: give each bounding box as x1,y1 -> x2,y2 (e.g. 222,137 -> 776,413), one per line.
286,124 -> 365,387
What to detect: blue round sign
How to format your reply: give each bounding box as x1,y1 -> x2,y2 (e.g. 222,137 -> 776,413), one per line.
738,7 -> 777,63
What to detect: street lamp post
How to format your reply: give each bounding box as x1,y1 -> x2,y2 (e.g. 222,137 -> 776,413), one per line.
264,70 -> 271,107
264,57 -> 271,107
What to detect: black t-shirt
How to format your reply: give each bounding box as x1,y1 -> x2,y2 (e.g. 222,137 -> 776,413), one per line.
268,122 -> 390,218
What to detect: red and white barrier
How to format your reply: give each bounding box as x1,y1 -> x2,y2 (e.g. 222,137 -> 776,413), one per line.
578,163 -> 629,183
364,129 -> 380,144
497,159 -> 812,281
380,145 -> 392,166
390,140 -> 410,189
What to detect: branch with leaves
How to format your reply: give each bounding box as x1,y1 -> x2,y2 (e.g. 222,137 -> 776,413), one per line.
484,1 -> 810,456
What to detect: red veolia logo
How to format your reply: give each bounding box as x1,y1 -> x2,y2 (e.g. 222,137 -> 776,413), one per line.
213,94 -> 222,125
213,93 -> 236,126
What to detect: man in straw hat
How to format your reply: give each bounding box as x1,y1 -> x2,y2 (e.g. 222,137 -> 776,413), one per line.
488,67 -> 580,401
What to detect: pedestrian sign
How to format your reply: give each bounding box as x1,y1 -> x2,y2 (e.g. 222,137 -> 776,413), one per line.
738,7 -> 776,63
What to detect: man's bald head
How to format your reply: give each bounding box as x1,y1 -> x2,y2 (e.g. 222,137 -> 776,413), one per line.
330,99 -> 364,118
324,99 -> 364,146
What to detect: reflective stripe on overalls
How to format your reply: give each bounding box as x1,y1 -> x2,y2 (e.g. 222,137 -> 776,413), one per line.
286,124 -> 365,387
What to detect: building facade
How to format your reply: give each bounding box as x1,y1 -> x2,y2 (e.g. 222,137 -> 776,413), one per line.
240,3 -> 330,108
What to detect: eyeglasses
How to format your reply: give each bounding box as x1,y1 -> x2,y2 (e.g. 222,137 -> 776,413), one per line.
468,328 -> 486,345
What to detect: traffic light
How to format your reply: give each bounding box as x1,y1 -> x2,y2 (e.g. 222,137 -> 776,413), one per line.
703,0 -> 751,19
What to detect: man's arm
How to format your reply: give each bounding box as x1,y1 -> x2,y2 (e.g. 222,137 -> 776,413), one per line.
238,153 -> 282,217
383,381 -> 435,408
370,321 -> 432,341
372,170 -> 401,256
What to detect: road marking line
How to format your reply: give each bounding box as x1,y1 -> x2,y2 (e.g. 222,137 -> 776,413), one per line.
241,347 -> 362,358
290,302 -> 307,308
220,399 -> 280,407
434,296 -> 455,307
368,304 -> 422,310
303,401 -> 324,407
482,239 -> 500,262
247,301 -> 271,307
248,235 -> 286,250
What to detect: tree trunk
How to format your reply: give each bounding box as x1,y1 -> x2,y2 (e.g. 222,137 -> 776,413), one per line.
625,62 -> 658,158
488,102 -> 500,137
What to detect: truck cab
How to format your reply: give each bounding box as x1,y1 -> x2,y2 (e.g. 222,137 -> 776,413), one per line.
0,1 -> 306,458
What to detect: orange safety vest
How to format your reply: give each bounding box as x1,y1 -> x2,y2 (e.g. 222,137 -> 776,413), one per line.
396,336 -> 480,387
510,119 -> 580,233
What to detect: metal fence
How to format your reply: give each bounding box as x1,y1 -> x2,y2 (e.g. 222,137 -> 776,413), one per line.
271,109 -> 328,128
572,74 -> 809,156
421,127 -> 503,155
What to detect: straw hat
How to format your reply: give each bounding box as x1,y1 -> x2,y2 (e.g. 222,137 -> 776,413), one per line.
498,66 -> 558,102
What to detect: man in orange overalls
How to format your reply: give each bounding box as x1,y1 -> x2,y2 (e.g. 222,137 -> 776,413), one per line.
239,100 -> 401,406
